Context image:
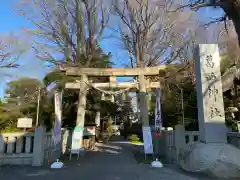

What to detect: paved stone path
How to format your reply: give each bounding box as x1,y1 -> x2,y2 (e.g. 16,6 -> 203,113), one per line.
0,138 -> 211,180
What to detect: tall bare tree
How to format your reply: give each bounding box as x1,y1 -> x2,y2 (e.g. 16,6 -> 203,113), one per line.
0,38 -> 21,69
16,0 -> 111,67
176,0 -> 240,46
112,0 -> 198,68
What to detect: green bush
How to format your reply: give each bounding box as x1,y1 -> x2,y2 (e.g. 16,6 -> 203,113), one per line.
128,134 -> 140,142
106,119 -> 114,140
1,127 -> 22,133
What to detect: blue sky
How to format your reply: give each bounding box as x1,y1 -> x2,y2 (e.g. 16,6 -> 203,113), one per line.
0,1 -> 131,98
0,1 -> 49,97
0,1 -> 224,98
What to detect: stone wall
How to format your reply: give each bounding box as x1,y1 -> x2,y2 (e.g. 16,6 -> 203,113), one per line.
167,125 -> 240,163
0,127 -> 57,166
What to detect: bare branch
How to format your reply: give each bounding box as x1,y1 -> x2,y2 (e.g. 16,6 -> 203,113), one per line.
0,36 -> 25,69
16,0 -> 112,67
112,0 -> 198,68
171,0 -> 240,46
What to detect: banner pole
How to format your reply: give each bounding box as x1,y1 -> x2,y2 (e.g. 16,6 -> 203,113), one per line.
53,90 -> 63,158
154,88 -> 162,157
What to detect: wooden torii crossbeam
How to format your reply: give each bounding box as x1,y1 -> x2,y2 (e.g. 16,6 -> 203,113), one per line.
62,66 -> 166,90
65,81 -> 160,90
62,66 -> 166,77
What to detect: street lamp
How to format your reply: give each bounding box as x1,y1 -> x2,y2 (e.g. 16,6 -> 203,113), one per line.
36,87 -> 41,127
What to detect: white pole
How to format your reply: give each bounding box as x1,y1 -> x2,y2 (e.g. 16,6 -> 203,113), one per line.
36,87 -> 41,127
181,88 -> 184,125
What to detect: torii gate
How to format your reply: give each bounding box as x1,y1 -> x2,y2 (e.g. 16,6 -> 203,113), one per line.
61,65 -> 166,148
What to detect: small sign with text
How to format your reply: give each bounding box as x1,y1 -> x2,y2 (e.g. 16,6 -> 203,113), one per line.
17,118 -> 33,128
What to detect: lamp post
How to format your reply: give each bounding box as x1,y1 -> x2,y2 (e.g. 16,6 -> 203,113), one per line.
180,88 -> 185,125
36,87 -> 41,127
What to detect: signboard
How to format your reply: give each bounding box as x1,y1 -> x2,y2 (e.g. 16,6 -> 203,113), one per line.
142,126 -> 153,154
71,126 -> 84,154
17,118 -> 33,128
46,82 -> 57,92
53,91 -> 63,145
83,126 -> 96,136
155,88 -> 162,136
237,122 -> 240,132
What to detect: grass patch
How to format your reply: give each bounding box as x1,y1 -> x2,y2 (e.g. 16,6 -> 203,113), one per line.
127,134 -> 140,141
127,134 -> 144,145
134,152 -> 154,164
130,141 -> 144,145
133,151 -> 167,164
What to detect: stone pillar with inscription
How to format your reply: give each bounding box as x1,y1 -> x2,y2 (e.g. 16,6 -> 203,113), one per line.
179,44 -> 240,179
195,44 -> 227,143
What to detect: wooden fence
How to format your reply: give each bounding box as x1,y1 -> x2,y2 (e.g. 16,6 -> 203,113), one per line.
44,132 -> 56,164
61,128 -> 96,155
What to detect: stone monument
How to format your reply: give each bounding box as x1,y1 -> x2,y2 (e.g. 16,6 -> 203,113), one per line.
179,44 -> 240,179
195,44 -> 227,143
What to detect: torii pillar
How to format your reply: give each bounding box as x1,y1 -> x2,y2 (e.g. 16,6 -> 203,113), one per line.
75,74 -> 88,149
138,74 -> 149,126
95,93 -> 105,127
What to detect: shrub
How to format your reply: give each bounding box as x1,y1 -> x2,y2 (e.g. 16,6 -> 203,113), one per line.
128,134 -> 140,142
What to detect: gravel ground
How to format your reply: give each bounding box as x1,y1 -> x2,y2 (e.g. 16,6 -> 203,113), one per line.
0,137 -> 213,180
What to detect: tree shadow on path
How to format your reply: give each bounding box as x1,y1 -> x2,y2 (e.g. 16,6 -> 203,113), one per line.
0,136 -> 221,180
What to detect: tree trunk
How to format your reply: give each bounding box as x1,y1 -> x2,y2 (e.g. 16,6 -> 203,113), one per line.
221,1 -> 240,46
232,16 -> 240,46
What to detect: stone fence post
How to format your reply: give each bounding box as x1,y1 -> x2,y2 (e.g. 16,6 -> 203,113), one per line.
162,128 -> 175,163
174,124 -> 185,162
32,126 -> 46,166
0,135 -> 4,153
0,135 -> 4,165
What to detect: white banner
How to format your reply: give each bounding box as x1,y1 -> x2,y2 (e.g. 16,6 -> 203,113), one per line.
142,126 -> 153,154
155,88 -> 162,131
53,91 -> 62,145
